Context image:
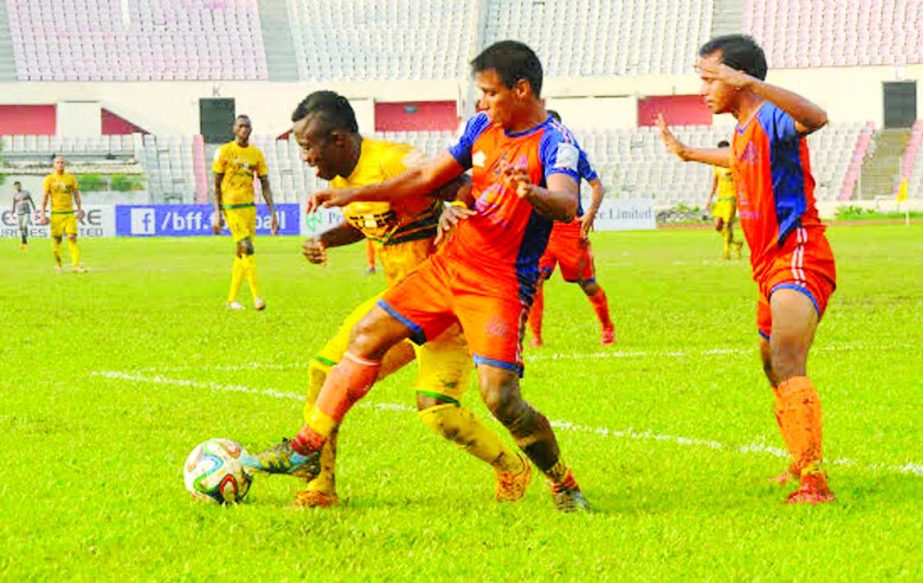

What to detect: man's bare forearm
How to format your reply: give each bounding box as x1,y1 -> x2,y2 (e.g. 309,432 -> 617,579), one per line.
318,222 -> 366,248
524,186 -> 577,222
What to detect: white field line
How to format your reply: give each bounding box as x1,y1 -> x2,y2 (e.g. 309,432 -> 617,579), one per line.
130,343 -> 884,374
93,369 -> 923,478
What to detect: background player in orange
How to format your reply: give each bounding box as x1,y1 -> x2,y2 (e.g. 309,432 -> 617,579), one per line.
528,110 -> 615,347
657,34 -> 836,504
706,139 -> 744,259
243,41 -> 590,512
40,156 -> 86,273
212,114 -> 278,310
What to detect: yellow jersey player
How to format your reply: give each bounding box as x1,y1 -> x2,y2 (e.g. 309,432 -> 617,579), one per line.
212,114 -> 278,310
40,156 -> 86,273
706,140 -> 744,259
278,90 -> 530,508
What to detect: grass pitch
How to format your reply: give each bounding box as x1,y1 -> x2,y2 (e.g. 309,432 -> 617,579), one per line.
1,224 -> 921,581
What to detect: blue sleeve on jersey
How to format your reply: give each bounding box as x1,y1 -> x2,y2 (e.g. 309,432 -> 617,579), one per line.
578,149 -> 598,182
448,113 -> 491,170
538,127 -> 581,184
758,103 -> 799,145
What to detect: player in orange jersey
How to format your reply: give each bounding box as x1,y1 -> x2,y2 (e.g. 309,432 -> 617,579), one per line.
657,34 -> 835,504
528,110 -> 615,347
243,41 -> 589,512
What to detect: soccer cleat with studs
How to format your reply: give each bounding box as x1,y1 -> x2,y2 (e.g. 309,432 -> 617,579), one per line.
239,438 -> 321,479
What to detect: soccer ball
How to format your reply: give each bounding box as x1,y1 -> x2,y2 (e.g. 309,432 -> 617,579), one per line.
183,438 -> 253,504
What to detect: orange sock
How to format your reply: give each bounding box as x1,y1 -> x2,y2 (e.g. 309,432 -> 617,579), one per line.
774,376 -> 824,474
366,240 -> 376,270
588,287 -> 613,329
294,352 -> 380,453
529,285 -> 544,340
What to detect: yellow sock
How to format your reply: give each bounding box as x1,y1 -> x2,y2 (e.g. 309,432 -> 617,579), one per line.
52,239 -> 62,266
242,254 -> 262,299
721,227 -> 732,258
227,256 -> 245,304
418,403 -> 524,473
67,239 -> 80,267
303,358 -> 337,492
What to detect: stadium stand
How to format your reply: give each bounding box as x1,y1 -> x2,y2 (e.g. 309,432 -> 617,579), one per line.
6,0 -> 268,81
285,0 -> 477,81
899,121 -> 923,199
743,0 -> 923,68
483,0 -> 714,76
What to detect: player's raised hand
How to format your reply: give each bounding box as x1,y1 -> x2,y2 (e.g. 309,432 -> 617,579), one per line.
695,59 -> 753,89
501,163 -> 533,198
302,236 -> 327,265
434,203 -> 475,245
655,114 -> 689,160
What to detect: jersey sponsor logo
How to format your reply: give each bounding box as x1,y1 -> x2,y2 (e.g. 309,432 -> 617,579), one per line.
738,142 -> 760,164
554,142 -> 578,171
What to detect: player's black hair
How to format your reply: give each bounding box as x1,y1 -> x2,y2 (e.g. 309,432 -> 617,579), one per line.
291,90 -> 359,134
698,34 -> 768,81
547,109 -> 562,122
471,40 -> 544,97
236,114 -> 251,123
13,180 -> 21,186
717,140 -> 730,147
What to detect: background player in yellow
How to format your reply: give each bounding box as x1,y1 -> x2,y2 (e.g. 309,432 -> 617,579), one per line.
287,90 -> 531,508
40,156 -> 86,273
706,139 -> 743,259
212,114 -> 278,310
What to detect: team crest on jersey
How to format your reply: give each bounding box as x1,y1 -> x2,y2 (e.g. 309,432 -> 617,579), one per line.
554,143 -> 578,171
472,151 -> 487,168
738,142 -> 759,164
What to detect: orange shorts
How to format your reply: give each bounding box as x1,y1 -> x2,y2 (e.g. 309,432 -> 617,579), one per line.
755,226 -> 836,340
538,220 -> 595,283
377,253 -> 531,375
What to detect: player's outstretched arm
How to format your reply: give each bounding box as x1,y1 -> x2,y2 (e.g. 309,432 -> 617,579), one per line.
656,114 -> 731,168
308,152 -> 465,211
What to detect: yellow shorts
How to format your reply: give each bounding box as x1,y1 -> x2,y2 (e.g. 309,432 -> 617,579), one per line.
712,199 -> 737,223
376,237 -> 435,287
50,212 -> 78,238
224,206 -> 256,242
314,292 -> 472,402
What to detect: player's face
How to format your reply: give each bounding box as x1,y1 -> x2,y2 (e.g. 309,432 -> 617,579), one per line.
475,69 -> 518,127
54,158 -> 65,173
293,114 -> 343,181
697,52 -> 736,114
234,118 -> 252,144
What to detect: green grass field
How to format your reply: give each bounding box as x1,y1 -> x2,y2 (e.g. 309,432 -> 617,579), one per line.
2,225 -> 922,581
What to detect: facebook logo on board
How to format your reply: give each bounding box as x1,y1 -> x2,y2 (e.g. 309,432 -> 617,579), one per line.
129,208 -> 155,235
116,204 -> 301,237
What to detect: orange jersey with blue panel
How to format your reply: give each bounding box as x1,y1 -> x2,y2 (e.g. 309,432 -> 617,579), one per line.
540,144 -> 599,282
377,113 -> 581,374
732,102 -> 836,339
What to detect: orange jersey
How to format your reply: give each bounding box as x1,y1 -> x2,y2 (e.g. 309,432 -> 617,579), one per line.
445,113 -> 581,298
731,102 -> 832,282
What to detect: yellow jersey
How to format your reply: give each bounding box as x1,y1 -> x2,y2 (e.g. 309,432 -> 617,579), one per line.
714,166 -> 736,203
212,141 -> 269,206
331,138 -> 441,246
43,172 -> 79,212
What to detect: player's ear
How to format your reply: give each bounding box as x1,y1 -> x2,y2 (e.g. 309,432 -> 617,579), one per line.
513,78 -> 531,100
329,129 -> 349,147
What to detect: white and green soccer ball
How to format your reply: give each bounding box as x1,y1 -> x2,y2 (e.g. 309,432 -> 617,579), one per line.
183,438 -> 252,504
